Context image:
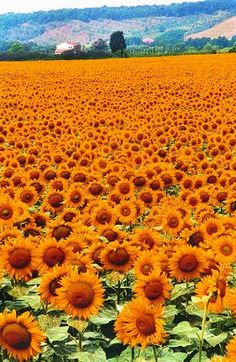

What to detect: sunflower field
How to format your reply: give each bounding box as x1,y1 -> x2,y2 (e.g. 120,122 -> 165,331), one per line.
0,54 -> 235,362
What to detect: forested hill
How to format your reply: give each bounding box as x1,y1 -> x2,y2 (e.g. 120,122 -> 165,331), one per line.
1,0 -> 236,24
0,0 -> 236,45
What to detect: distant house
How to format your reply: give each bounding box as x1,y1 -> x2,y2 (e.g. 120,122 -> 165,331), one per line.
55,42 -> 81,55
142,38 -> 154,45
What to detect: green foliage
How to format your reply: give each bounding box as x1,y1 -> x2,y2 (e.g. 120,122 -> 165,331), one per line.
109,31 -> 126,57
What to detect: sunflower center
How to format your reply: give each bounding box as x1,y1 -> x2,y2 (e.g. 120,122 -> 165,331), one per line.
49,277 -> 62,296
96,210 -> 112,224
70,192 -> 82,203
108,248 -> 129,266
136,314 -> 156,336
188,231 -> 203,247
216,279 -> 226,298
230,201 -> 236,211
21,191 -> 33,203
206,223 -> 218,235
167,216 -> 179,228
139,235 -> 154,248
92,247 -> 103,264
9,249 -> 31,269
119,184 -> 130,194
179,254 -> 199,272
0,207 -> 13,220
67,282 -> 95,308
48,194 -> 63,208
121,207 -> 131,216
144,281 -> 163,300
52,225 -> 72,240
140,263 -> 153,275
44,247 -> 65,267
220,244 -> 232,256
2,323 -> 31,350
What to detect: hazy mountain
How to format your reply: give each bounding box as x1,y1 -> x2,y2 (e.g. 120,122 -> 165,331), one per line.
0,0 -> 235,45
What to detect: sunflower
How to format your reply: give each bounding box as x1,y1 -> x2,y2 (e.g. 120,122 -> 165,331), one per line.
65,185 -> 87,208
195,265 -> 231,313
114,179 -> 134,199
1,237 -> 37,280
114,298 -> 166,349
38,264 -> 69,305
91,201 -> 117,227
212,235 -> 236,264
0,310 -> 45,362
87,241 -> 107,266
131,229 -> 162,250
100,241 -> 137,273
134,270 -> 172,306
55,269 -> 104,319
161,209 -> 184,236
42,191 -> 65,213
134,250 -> 161,278
169,245 -> 208,281
200,217 -> 224,238
35,238 -> 74,275
64,235 -> 87,254
226,336 -> 236,360
16,185 -> 38,206
117,200 -> 137,225
0,195 -> 17,226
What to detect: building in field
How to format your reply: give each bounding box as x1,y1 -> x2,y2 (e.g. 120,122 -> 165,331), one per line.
55,42 -> 81,55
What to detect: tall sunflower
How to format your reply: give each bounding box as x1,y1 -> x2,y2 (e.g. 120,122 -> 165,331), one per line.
169,245 -> 208,281
55,269 -> 104,319
134,270 -> 172,306
0,310 -> 45,362
1,237 -> 37,281
114,298 -> 166,349
133,250 -> 161,278
100,241 -> 137,273
35,238 -> 74,275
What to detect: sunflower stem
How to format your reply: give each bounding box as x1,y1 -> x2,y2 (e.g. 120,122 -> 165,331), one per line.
79,332 -> 83,351
198,295 -> 211,362
153,345 -> 158,362
131,347 -> 135,361
117,280 -> 121,304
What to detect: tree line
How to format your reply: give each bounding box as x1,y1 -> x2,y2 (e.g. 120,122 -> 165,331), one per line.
0,31 -> 236,61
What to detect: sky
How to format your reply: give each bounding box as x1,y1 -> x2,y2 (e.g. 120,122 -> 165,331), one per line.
0,0 -> 203,14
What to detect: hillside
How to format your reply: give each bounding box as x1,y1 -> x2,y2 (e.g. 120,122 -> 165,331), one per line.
0,0 -> 236,45
186,15 -> 236,40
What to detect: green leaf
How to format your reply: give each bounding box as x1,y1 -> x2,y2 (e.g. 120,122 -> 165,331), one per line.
20,294 -> 42,309
171,321 -> 199,340
109,337 -> 122,346
204,331 -> 228,347
53,343 -> 77,356
160,350 -> 188,362
69,348 -> 107,362
168,338 -> 192,347
185,303 -> 204,318
171,283 -> 195,300
164,305 -> 177,323
47,326 -> 69,342
190,351 -> 209,362
90,307 -> 117,325
4,300 -> 28,310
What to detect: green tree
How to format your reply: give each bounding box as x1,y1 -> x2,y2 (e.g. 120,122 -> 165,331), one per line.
8,41 -> 25,53
109,31 -> 126,58
92,39 -> 108,52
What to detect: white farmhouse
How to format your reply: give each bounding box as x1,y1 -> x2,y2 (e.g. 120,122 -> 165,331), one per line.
55,42 -> 80,55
